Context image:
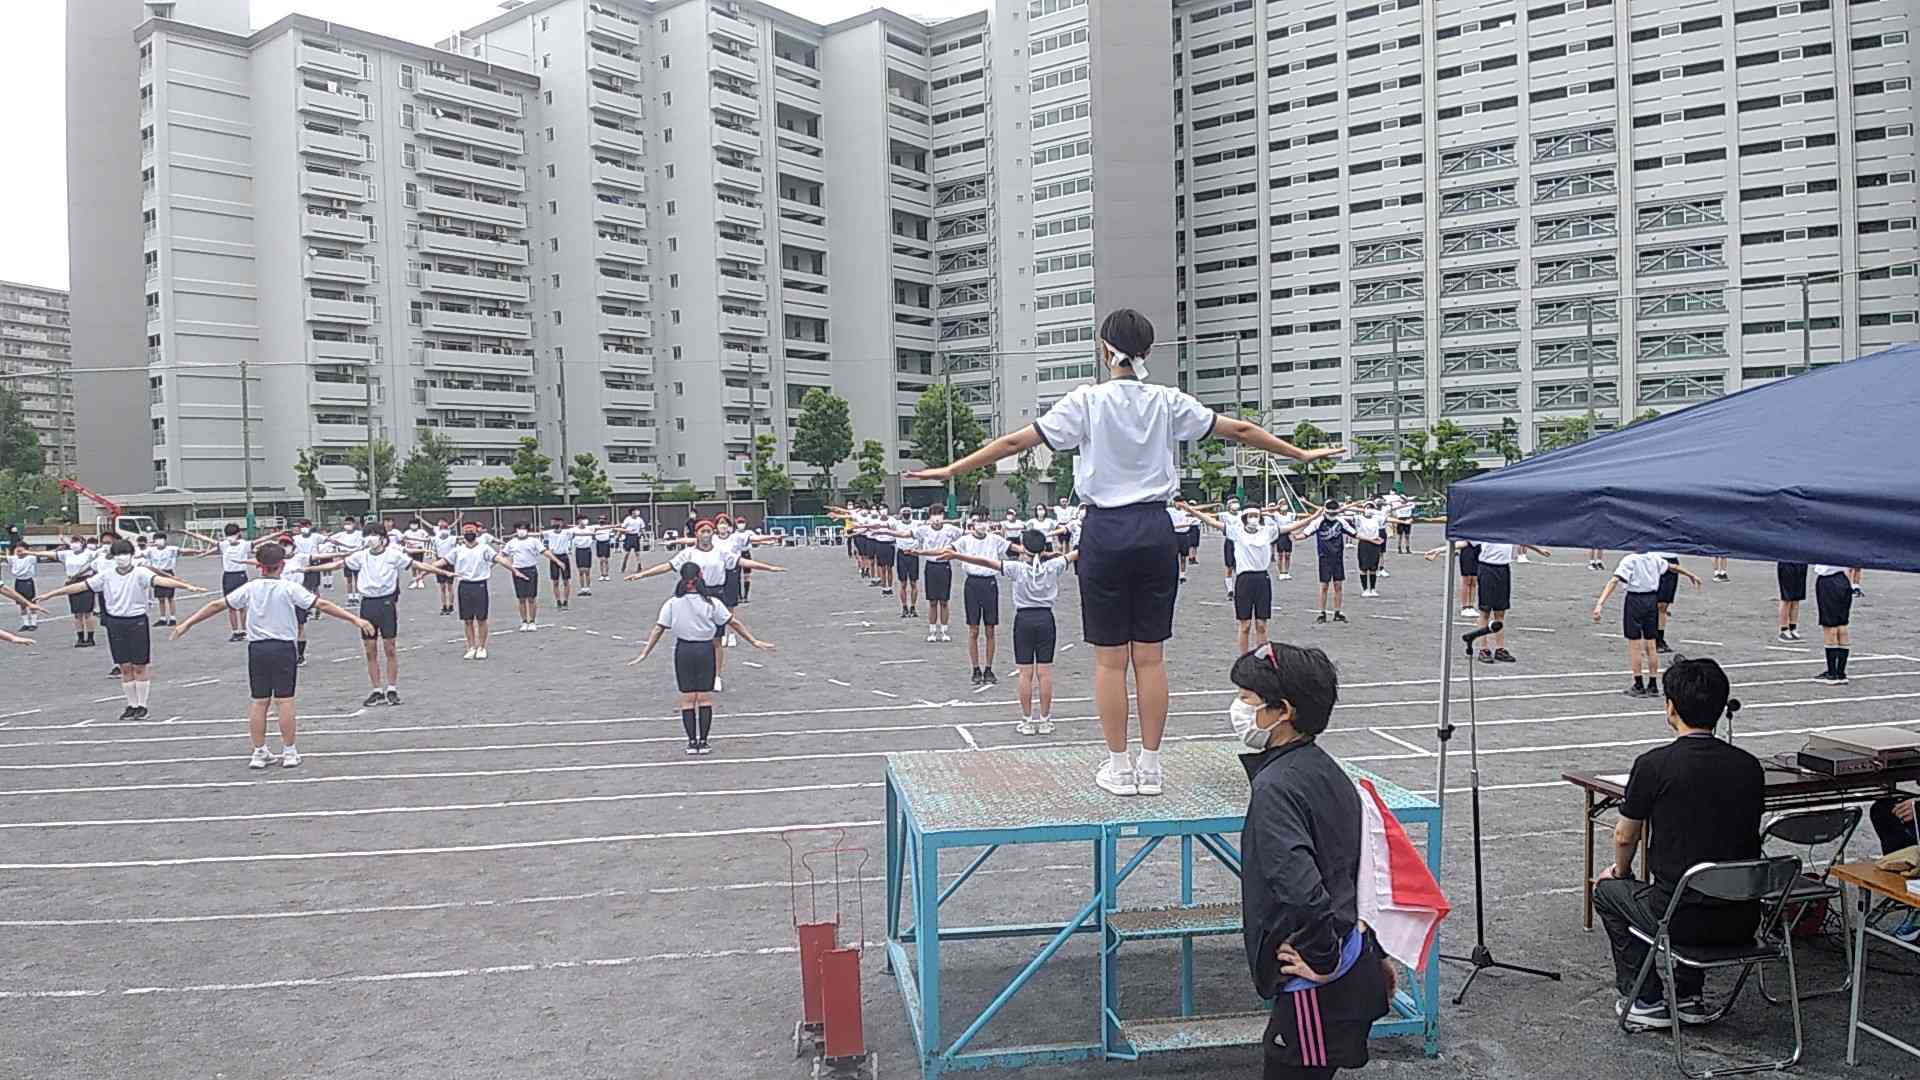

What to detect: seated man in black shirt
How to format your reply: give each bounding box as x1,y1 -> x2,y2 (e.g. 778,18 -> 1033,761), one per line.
1594,656 -> 1763,1031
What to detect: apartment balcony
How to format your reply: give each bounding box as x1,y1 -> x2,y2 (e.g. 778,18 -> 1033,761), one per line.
719,273 -> 768,301
592,198 -> 648,228
298,127 -> 370,162
601,348 -> 654,375
719,347 -> 768,373
713,49 -> 758,83
305,296 -> 376,324
590,85 -> 645,119
773,71 -> 822,111
304,253 -> 373,284
416,152 -> 525,191
725,386 -> 771,408
420,190 -> 528,229
589,47 -> 644,82
299,170 -> 369,202
593,160 -> 647,193
314,422 -> 369,444
589,123 -> 648,156
890,178 -> 932,211
598,311 -> 653,337
309,375 -> 367,404
419,308 -> 532,338
297,85 -> 368,122
715,162 -> 764,192
427,385 -> 536,412
302,211 -> 370,243
604,425 -> 658,447
714,123 -> 762,155
416,229 -> 529,265
416,73 -> 523,118
416,345 -> 533,376
710,7 -> 757,47
721,311 -> 769,336
711,83 -> 761,118
445,430 -> 538,452
419,112 -> 525,154
717,198 -> 763,228
594,234 -> 651,265
604,387 -> 657,410
782,285 -> 829,313
308,337 -> 376,364
724,421 -> 755,443
590,7 -> 643,43
297,43 -> 367,81
719,237 -> 766,263
597,274 -> 652,302
420,268 -> 531,302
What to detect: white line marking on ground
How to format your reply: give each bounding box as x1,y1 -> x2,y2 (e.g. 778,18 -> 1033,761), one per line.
329,656 -> 353,663
879,658 -> 927,666
1766,645 -> 1811,653
90,696 -> 122,704
71,720 -> 91,728
870,690 -> 898,699
971,684 -> 993,695
741,660 -> 763,668
1592,633 -> 1615,639
1061,643 -> 1076,652
0,708 -> 44,720
1368,614 -> 1409,621
582,630 -> 600,636
176,677 -> 219,688
1512,626 -> 1556,634
610,635 -> 625,641
857,630 -> 901,636
955,725 -> 979,751
1369,729 -> 1433,757
826,678 -> 850,687
1680,639 -> 1725,647
0,818 -> 883,871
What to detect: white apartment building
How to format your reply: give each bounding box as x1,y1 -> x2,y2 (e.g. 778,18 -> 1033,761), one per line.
68,0 -> 1919,504
0,280 -> 76,473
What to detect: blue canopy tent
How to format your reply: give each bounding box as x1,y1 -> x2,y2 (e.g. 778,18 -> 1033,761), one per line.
1444,341 -> 1920,574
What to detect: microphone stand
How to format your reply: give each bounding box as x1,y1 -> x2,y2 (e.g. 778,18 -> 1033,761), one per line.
1441,618 -> 1563,1003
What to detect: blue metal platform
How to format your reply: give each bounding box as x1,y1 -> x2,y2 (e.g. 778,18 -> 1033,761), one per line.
884,742 -> 1443,1077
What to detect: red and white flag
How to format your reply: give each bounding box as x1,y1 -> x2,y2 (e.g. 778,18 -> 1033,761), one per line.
1353,778 -> 1450,971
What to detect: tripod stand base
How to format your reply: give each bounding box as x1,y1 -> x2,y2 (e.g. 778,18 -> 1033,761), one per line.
1442,945 -> 1562,1005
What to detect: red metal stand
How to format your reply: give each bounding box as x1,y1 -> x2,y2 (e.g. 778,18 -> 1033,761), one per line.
782,831 -> 878,1079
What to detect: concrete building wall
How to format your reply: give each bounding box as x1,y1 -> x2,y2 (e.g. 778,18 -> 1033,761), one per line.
0,282 -> 77,473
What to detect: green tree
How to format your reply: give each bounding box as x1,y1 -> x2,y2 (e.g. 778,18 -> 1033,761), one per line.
750,433 -> 793,511
395,431 -> 455,508
792,388 -> 854,500
1289,421 -> 1338,502
1491,416 -> 1524,467
1410,421 -> 1480,492
0,386 -> 46,476
1005,447 -> 1041,511
1534,415 -> 1594,455
343,438 -> 397,503
1047,448 -> 1076,504
0,469 -> 61,530
1630,407 -> 1663,426
505,436 -> 556,503
473,476 -> 517,507
1192,439 -> 1232,503
910,383 -> 988,498
1354,438 -> 1384,495
668,480 -> 701,503
846,439 -> 889,502
569,452 -> 614,502
293,447 -> 328,519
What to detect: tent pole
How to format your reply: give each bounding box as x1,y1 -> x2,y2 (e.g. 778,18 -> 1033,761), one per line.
1432,542 -> 1458,834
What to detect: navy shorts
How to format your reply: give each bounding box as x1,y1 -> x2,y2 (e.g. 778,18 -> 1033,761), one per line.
1657,564 -> 1679,605
1476,563 -> 1512,611
550,558 -> 571,581
674,638 -> 717,693
247,639 -> 299,699
574,547 -> 593,570
1777,562 -> 1808,602
923,562 -> 953,603
103,613 -> 151,666
1223,538 -> 1236,570
1816,572 -> 1852,628
359,594 -> 399,640
459,580 -> 491,621
1623,591 -> 1660,640
1459,544 -> 1480,578
222,570 -> 248,597
1234,571 -> 1272,622
1357,541 -> 1383,572
1012,607 -> 1056,665
12,578 -> 34,602
514,571 -> 539,599
963,574 -> 999,627
1078,503 -> 1178,646
1318,551 -> 1346,584
721,566 -> 743,608
895,550 -> 920,583
622,533 -> 641,552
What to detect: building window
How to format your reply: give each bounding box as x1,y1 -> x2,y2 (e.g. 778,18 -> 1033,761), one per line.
1638,372 -> 1725,403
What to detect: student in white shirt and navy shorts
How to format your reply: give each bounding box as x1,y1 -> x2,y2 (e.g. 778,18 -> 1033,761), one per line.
1812,564 -> 1855,685
1593,552 -> 1667,697
910,308 -> 1344,799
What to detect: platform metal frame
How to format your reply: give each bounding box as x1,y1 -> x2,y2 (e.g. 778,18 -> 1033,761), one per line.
883,744 -> 1443,1078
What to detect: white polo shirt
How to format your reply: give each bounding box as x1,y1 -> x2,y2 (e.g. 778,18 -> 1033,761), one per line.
146,544 -> 178,574
670,544 -> 730,587
1812,564 -> 1848,578
348,546 -> 413,598
1005,556 -> 1069,609
91,566 -> 158,618
1613,552 -> 1666,593
543,527 -> 576,554
227,576 -> 317,641
218,537 -> 252,573
60,548 -> 93,578
451,542 -> 502,582
1033,379 -> 1221,508
329,529 -> 365,556
1476,543 -> 1516,566
657,594 -> 732,642
954,532 -> 1010,577
432,531 -> 458,561
8,553 -> 36,581
913,523 -> 961,555
623,514 -> 645,536
1224,517 -> 1283,574
1355,510 -> 1387,544
503,536 -> 546,568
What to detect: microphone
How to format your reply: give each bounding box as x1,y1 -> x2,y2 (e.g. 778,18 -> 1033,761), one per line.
1462,621 -> 1504,646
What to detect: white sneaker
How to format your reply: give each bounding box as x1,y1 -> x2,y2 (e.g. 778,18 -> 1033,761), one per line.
1461,606 -> 1481,618
475,647 -> 487,660
939,628 -> 952,642
1096,760 -> 1139,796
1378,569 -> 1390,578
248,746 -> 275,769
1516,553 -> 1530,563
713,676 -> 724,692
926,627 -> 939,642
1016,717 -> 1038,735
1035,716 -> 1055,734
725,632 -> 738,648
281,747 -> 302,769
463,647 -> 477,660
1279,572 -> 1292,581
1135,767 -> 1164,797
600,575 -> 610,581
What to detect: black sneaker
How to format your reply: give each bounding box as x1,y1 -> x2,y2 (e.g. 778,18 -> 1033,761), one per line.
385,689 -> 401,706
1477,650 -> 1495,664
1492,648 -> 1516,663
984,667 -> 998,685
363,691 -> 387,708
1332,611 -> 1348,623
1616,997 -> 1674,1031
685,740 -> 699,756
1625,684 -> 1644,698
1674,996 -> 1716,1026
970,668 -> 984,686
228,631 -> 245,643
1314,613 -> 1328,624
1851,585 -> 1864,597
1813,671 -> 1848,686
134,706 -> 148,721
117,705 -> 138,721
108,666 -> 121,678
1655,641 -> 1672,654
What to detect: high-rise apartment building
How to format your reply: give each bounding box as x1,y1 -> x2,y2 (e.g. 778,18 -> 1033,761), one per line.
0,281 -> 77,472
70,0 -> 1917,504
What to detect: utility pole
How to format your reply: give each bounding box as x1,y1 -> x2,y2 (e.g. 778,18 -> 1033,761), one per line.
942,353 -> 956,517
1798,275 -> 1813,375
365,356 -> 380,523
1584,296 -> 1598,434
239,356 -> 256,537
743,349 -> 755,505
1389,320 -> 1402,492
1231,334 -> 1244,501
556,360 -> 572,505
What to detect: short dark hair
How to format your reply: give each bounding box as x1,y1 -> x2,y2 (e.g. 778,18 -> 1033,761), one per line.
1662,657 -> 1730,730
1098,308 -> 1155,362
256,542 -> 286,570
1230,642 -> 1339,736
1021,527 -> 1050,554
224,523 -> 241,536
110,539 -> 134,557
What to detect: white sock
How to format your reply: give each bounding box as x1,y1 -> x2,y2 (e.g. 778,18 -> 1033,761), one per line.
1109,750 -> 1132,772
1136,748 -> 1161,772
140,681 -> 154,707
124,683 -> 138,706
283,743 -> 296,755
386,684 -> 396,692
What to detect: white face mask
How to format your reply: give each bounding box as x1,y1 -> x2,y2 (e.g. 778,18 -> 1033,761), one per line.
1244,515 -> 1263,530
300,527 -> 312,535
515,529 -> 529,539
70,542 -> 83,552
1230,698 -> 1272,751
972,524 -> 989,537
114,554 -> 135,570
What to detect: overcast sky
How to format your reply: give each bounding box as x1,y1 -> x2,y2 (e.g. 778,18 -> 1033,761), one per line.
0,0 -> 985,291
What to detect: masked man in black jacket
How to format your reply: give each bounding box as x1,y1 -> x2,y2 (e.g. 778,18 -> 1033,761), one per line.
1234,642 -> 1393,1079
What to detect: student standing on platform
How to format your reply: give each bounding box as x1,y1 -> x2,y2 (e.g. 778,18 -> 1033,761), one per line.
936,528 -> 1077,735
1233,641 -> 1396,1078
1462,541 -> 1550,664
954,517 -> 1012,686
1594,657 -> 1761,1030
1593,551 -> 1669,697
452,525 -> 528,659
629,562 -> 777,754
10,541 -> 47,632
913,510 -> 962,643
505,522 -> 566,632
1812,563 -> 1855,685
1292,502 -> 1357,625
1652,554 -> 1704,655
41,540 -> 205,720
1775,561 -> 1808,643
1183,500 -> 1281,655
347,531 -> 455,706
172,542 -> 372,768
908,307 -> 1344,797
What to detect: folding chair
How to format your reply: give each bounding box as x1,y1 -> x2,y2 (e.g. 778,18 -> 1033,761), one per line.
1748,807 -> 1861,1003
1620,855 -> 1804,1079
